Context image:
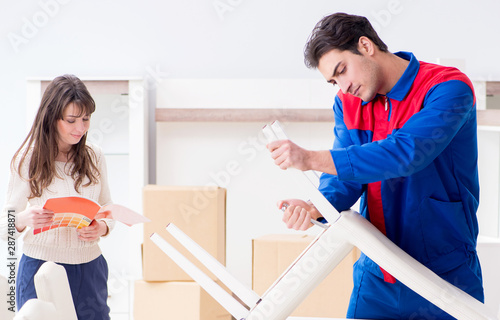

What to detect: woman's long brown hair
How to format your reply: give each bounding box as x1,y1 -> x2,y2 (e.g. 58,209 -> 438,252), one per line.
12,74 -> 100,198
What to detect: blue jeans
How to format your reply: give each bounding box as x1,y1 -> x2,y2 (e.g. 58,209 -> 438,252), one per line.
16,254 -> 110,320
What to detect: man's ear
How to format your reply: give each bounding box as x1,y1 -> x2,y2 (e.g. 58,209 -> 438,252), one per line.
358,36 -> 375,56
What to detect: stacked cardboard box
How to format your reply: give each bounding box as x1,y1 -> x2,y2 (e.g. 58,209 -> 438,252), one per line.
252,234 -> 360,318
134,185 -> 230,320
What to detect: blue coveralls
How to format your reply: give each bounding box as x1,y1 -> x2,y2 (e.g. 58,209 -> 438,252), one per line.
319,52 -> 483,319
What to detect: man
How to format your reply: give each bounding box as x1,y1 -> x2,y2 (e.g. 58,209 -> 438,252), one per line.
267,13 -> 483,319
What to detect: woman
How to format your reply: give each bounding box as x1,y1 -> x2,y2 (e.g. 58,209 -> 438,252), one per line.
0,74 -> 114,319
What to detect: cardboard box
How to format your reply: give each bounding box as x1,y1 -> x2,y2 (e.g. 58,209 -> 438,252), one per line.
134,280 -> 231,320
252,234 -> 360,318
143,185 -> 226,281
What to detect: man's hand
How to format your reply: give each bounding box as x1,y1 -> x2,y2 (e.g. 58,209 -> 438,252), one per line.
266,140 -> 337,175
277,199 -> 323,231
16,205 -> 54,232
77,220 -> 108,242
267,139 -> 312,171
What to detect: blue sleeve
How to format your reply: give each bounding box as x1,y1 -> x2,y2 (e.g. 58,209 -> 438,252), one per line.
319,95 -> 364,212
331,80 -> 475,184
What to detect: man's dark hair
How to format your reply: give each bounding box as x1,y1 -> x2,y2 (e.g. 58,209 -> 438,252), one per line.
304,13 -> 389,69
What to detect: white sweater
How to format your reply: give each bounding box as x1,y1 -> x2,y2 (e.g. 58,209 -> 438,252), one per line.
0,144 -> 115,264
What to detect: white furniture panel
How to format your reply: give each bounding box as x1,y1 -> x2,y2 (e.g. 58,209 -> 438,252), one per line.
477,129 -> 500,237
157,79 -> 337,109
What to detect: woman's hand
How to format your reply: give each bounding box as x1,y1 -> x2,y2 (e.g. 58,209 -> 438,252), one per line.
16,205 -> 54,232
77,220 -> 108,242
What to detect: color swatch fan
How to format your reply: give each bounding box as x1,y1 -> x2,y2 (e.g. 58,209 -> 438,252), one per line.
34,196 -> 149,234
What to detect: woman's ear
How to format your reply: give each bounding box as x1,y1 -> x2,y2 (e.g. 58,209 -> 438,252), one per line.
358,36 -> 375,56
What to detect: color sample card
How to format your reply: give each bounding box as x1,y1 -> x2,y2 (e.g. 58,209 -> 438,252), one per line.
34,212 -> 92,234
34,196 -> 149,234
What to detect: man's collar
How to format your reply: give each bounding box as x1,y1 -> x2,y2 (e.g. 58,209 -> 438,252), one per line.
361,51 -> 419,105
388,51 -> 419,101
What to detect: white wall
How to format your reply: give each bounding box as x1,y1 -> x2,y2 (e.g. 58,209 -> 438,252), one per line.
3,0 -> 500,217
2,0 -> 500,316
3,0 -> 500,198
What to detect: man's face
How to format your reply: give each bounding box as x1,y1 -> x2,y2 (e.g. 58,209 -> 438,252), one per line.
318,47 -> 381,102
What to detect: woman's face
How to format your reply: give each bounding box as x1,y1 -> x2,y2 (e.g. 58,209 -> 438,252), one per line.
56,103 -> 91,152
